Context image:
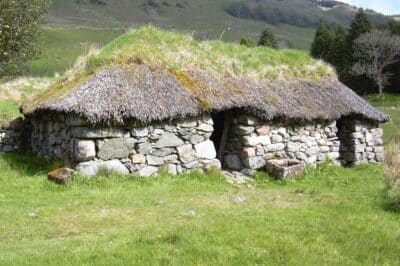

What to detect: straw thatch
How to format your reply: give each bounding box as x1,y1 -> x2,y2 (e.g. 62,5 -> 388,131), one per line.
22,63 -> 389,125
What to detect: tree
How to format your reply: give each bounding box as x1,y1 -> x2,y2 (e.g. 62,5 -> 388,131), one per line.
240,38 -> 255,48
388,19 -> 400,35
352,31 -> 400,95
310,23 -> 334,61
0,0 -> 51,76
258,28 -> 278,49
346,9 -> 373,59
327,25 -> 348,72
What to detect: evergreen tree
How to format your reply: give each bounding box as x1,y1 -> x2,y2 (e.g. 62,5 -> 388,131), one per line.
328,25 -> 348,72
258,28 -> 278,49
346,9 -> 373,59
310,23 -> 334,61
388,19 -> 400,35
0,0 -> 51,76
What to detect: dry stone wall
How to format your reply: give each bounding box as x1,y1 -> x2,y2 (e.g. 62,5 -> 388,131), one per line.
31,114 -> 221,177
0,119 -> 23,153
26,112 -> 385,177
223,115 -> 341,172
339,119 -> 384,165
223,115 -> 385,172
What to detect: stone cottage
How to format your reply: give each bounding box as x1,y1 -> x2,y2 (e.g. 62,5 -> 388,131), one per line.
19,29 -> 389,177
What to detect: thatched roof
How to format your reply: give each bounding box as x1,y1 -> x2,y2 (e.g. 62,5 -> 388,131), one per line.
22,28 -> 388,124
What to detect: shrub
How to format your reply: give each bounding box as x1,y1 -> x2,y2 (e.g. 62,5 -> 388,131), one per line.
383,143 -> 400,211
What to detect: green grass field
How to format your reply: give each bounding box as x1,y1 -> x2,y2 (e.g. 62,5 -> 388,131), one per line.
0,154 -> 399,265
30,28 -> 123,76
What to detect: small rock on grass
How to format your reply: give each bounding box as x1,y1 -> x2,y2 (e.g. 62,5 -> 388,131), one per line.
233,196 -> 247,204
48,168 -> 75,185
185,210 -> 196,217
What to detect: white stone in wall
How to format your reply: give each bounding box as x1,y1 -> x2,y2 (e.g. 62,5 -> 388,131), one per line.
155,133 -> 184,148
131,127 -> 149,137
139,166 -> 159,177
131,154 -> 146,164
287,142 -> 300,152
256,126 -> 270,136
242,156 -> 265,170
306,146 -> 319,156
266,143 -> 285,152
74,140 -> 96,161
177,144 -> 196,163
146,155 -> 164,166
167,164 -> 178,175
178,120 -> 198,128
76,160 -> 129,177
73,128 -> 128,139
271,135 -> 283,143
197,124 -> 214,132
195,141 -> 216,159
244,136 -> 271,147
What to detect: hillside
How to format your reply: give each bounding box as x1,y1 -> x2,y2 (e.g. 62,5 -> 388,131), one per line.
46,0 -> 389,50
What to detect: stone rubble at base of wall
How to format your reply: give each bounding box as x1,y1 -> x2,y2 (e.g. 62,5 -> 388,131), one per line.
29,114 -> 221,177
223,114 -> 384,172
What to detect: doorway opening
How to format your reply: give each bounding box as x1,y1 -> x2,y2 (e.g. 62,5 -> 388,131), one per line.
210,110 -> 231,163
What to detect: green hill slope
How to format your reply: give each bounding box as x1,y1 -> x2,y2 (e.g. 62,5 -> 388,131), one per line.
46,0 -> 388,50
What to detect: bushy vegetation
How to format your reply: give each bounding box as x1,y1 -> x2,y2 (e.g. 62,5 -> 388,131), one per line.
383,143 -> 400,211
0,0 -> 51,76
311,10 -> 400,95
258,27 -> 278,49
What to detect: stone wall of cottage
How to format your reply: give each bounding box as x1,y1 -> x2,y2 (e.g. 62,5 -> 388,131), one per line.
339,119 -> 384,165
29,114 -> 220,176
29,114 -> 76,161
26,112 -> 385,176
0,119 -> 23,153
223,115 -> 384,172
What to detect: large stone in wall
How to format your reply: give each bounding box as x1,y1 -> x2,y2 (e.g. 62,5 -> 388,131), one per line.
73,127 -> 129,139
244,136 -> 271,147
195,141 -> 216,159
76,160 -> 129,177
177,144 -> 195,163
74,140 -> 96,161
97,138 -> 136,160
155,133 -> 184,148
139,166 -> 159,177
131,127 -> 149,137
243,156 -> 266,170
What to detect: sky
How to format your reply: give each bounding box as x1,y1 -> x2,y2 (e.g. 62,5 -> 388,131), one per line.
340,0 -> 400,15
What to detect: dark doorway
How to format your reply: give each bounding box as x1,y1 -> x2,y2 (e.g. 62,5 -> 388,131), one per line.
210,110 -> 231,162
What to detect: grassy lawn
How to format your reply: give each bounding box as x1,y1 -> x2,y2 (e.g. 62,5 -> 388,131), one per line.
0,154 -> 399,265
30,28 -> 123,76
366,93 -> 400,144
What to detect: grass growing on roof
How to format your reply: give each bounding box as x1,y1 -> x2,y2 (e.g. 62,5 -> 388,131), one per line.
90,26 -> 334,80
26,27 -> 335,113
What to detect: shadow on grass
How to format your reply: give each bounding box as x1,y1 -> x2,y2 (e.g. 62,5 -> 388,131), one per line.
0,152 -> 61,177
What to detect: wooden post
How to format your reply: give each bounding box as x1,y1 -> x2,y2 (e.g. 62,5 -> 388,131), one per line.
217,110 -> 232,164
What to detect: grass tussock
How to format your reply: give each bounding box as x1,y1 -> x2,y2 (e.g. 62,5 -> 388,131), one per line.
383,142 -> 400,212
